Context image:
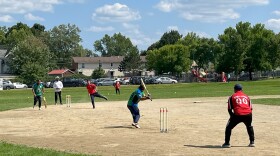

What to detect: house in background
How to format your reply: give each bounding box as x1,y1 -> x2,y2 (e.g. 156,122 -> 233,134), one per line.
0,47 -> 9,74
72,56 -> 154,78
48,69 -> 75,78
0,46 -> 15,80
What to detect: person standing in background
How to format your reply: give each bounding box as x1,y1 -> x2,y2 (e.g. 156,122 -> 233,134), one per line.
114,80 -> 121,95
53,76 -> 63,105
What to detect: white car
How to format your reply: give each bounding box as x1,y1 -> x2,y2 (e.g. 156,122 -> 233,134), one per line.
13,82 -> 28,89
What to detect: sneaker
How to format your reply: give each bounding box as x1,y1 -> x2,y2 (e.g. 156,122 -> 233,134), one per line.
55,103 -> 57,105
132,123 -> 140,128
39,108 -> 41,110
248,141 -> 255,147
104,97 -> 108,100
221,143 -> 231,148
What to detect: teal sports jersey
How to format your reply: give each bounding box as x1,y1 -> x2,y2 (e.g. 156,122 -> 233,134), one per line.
127,88 -> 144,106
33,83 -> 44,96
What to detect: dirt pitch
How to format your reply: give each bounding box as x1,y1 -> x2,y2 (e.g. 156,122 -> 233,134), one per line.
0,95 -> 280,156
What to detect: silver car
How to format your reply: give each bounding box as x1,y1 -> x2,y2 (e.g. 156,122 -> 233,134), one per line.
97,79 -> 115,86
3,80 -> 15,90
154,77 -> 177,84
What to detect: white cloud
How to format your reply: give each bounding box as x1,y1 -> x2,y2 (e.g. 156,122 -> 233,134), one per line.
155,0 -> 269,22
266,19 -> 280,29
120,23 -> 155,49
92,3 -> 141,23
87,26 -> 115,32
24,13 -> 45,21
167,26 -> 179,31
273,10 -> 280,16
0,0 -> 63,14
0,14 -> 14,22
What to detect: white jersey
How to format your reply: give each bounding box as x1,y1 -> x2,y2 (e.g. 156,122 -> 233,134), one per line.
53,80 -> 63,92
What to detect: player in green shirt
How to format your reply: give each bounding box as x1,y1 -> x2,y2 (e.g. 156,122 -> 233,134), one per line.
32,79 -> 45,110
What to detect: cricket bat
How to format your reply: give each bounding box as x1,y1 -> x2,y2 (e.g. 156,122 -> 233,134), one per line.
140,78 -> 152,101
43,97 -> 47,108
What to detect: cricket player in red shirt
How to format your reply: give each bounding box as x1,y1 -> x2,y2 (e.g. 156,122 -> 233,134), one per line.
86,80 -> 108,109
222,84 -> 255,148
114,81 -> 121,95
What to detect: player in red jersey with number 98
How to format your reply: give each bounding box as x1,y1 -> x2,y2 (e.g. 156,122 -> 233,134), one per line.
222,84 -> 255,148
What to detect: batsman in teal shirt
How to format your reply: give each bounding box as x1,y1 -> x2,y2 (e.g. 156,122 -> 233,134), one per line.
32,80 -> 44,110
127,85 -> 151,128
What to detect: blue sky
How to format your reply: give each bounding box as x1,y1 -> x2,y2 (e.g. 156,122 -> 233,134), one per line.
1,0 -> 280,52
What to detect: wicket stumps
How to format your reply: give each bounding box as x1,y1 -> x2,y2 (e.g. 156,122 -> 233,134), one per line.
160,107 -> 168,133
66,95 -> 71,107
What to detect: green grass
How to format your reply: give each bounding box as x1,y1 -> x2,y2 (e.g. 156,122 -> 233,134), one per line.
0,79 -> 279,111
0,78 -> 279,155
0,141 -> 95,156
252,98 -> 280,106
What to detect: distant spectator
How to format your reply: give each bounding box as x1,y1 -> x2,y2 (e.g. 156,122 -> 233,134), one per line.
114,81 -> 121,95
227,73 -> 231,83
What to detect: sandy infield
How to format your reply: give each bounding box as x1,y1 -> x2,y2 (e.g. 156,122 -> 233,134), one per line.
0,95 -> 279,156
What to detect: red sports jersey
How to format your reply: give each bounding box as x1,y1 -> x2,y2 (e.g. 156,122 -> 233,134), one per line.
228,91 -> 252,115
87,83 -> 97,94
115,81 -> 120,89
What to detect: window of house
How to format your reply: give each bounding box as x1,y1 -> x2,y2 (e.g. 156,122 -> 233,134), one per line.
82,63 -> 85,68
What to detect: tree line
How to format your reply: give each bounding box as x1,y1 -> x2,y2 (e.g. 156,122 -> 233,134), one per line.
1,21 -> 280,84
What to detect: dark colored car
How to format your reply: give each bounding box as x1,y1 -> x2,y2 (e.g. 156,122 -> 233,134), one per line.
62,78 -> 86,87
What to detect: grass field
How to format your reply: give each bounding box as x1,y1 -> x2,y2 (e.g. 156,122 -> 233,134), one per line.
0,79 -> 279,155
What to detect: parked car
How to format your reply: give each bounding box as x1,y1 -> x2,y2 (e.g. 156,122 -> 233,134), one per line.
97,79 -> 115,86
153,77 -> 178,84
121,77 -> 130,85
13,82 -> 28,89
62,78 -> 86,87
3,80 -> 15,90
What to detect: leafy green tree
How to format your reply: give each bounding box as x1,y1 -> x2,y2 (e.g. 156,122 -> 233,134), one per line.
0,26 -> 7,44
94,33 -> 136,56
244,24 -> 274,79
5,23 -> 33,52
146,45 -> 190,76
217,23 -> 250,76
147,30 -> 182,51
193,38 -> 221,70
47,24 -> 82,68
218,22 -> 275,80
118,47 -> 142,75
31,23 -> 45,37
7,35 -> 52,84
177,32 -> 201,61
91,67 -> 106,79
267,33 -> 280,77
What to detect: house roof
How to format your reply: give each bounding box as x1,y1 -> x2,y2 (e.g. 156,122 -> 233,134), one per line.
72,56 -> 146,63
48,69 -> 74,75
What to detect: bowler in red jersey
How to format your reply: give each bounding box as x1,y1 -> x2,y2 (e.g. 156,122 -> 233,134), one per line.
222,84 -> 255,148
86,80 -> 108,109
